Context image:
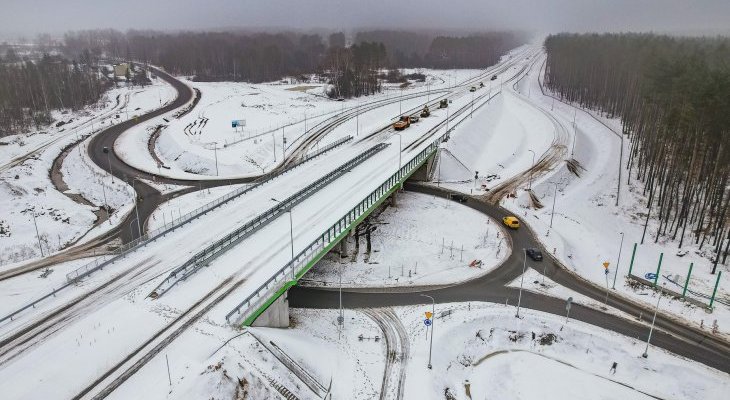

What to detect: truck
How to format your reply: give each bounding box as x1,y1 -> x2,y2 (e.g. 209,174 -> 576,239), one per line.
439,99 -> 448,108
393,115 -> 411,130
420,105 -> 430,117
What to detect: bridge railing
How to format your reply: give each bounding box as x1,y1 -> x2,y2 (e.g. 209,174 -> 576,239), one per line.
149,142 -> 389,298
226,133 -> 442,326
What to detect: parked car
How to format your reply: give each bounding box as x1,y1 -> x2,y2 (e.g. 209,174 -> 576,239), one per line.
526,248 -> 543,261
502,216 -> 520,229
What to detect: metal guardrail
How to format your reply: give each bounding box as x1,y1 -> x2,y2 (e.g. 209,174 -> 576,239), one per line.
0,136 -> 353,326
149,142 -> 389,298
226,131 -> 443,326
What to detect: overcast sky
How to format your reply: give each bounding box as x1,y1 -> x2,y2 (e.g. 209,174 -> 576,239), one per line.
1,0 -> 729,39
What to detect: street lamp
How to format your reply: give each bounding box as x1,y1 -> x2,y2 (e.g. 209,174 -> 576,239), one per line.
527,149 -> 536,191
612,232 -> 625,289
103,146 -> 114,183
212,142 -> 219,176
550,182 -> 558,228
516,248 -> 527,318
271,198 -> 295,280
642,289 -> 663,358
393,132 -> 402,177
131,178 -> 142,240
420,294 -> 435,369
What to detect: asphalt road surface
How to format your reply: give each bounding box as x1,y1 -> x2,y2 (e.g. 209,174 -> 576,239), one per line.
290,183 -> 730,374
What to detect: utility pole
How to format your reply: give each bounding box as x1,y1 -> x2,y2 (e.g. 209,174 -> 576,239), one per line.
271,198 -> 295,280
103,146 -> 114,183
516,249 -> 527,318
612,232 -> 625,289
272,132 -> 276,163
394,132 -> 402,175
131,178 -> 142,240
98,173 -> 110,224
32,212 -> 44,257
616,133 -> 623,206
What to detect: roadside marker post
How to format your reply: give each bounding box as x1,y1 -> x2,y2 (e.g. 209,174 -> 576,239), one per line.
709,271 -> 722,310
653,253 -> 663,287
682,263 -> 693,299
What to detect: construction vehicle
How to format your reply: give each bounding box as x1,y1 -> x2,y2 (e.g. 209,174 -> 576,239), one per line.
439,99 -> 448,108
420,105 -> 430,117
393,115 -> 411,130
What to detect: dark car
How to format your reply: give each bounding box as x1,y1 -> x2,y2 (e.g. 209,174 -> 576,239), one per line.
526,248 -> 543,261
450,193 -> 468,203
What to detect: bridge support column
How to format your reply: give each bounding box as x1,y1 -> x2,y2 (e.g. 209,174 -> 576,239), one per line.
391,188 -> 398,207
340,229 -> 351,258
251,292 -> 290,328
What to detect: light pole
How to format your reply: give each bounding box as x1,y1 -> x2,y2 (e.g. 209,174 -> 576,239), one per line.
470,90 -> 474,118
420,294 -> 435,369
131,178 -> 142,240
272,132 -> 276,163
550,182 -> 558,227
394,132 -> 402,177
612,232 -> 625,289
527,149 -> 535,190
271,198 -> 295,280
642,290 -> 663,358
103,146 -> 114,183
399,87 -> 403,115
338,262 -> 343,328
213,143 -> 219,176
32,212 -> 44,257
98,173 -> 110,224
516,248 -> 527,318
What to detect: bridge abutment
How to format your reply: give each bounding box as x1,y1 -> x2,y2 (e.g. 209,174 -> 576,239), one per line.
251,291 -> 290,328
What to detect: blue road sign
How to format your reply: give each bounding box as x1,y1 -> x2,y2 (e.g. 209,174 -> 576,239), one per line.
424,319 -> 432,326
645,272 -> 657,280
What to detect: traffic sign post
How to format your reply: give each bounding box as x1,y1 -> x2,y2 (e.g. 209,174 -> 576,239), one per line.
420,294 -> 435,370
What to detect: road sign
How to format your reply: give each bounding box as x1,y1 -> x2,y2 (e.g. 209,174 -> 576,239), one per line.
424,319 -> 432,326
231,119 -> 246,128
425,311 -> 433,319
603,261 -> 610,269
645,272 -> 657,280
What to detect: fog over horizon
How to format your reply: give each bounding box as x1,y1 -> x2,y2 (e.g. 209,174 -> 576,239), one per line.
1,0 -> 729,40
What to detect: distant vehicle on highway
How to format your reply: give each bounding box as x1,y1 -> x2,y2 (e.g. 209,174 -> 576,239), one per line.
479,82 -> 484,88
420,105 -> 430,117
439,99 -> 448,108
526,248 -> 543,261
393,115 -> 411,130
502,216 -> 520,229
470,86 -> 477,92
410,115 -> 420,123
491,75 -> 497,81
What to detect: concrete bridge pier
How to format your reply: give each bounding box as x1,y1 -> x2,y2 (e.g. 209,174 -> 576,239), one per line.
409,152 -> 436,182
340,228 -> 351,257
252,291 -> 290,328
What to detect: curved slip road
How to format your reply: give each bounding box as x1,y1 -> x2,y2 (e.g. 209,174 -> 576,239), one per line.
290,183 -> 730,374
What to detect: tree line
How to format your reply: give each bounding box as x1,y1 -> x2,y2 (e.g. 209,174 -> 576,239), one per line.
0,53 -> 108,135
543,33 -> 730,270
64,30 -> 523,98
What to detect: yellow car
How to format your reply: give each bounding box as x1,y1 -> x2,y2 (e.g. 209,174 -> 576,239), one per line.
503,216 -> 520,229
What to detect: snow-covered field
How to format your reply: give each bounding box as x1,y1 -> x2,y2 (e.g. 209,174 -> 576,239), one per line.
433,52 -> 729,335
114,66 -> 508,180
0,79 -> 176,267
305,191 -> 508,288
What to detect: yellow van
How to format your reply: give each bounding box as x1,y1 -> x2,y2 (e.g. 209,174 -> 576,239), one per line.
503,216 -> 520,229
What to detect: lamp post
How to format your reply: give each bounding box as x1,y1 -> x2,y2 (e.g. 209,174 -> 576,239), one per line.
516,248 -> 527,318
527,149 -> 535,190
394,132 -> 402,177
131,178 -> 142,240
103,146 -> 114,183
642,290 -> 663,358
32,212 -> 44,257
213,142 -> 219,176
550,182 -> 558,228
612,232 -> 625,289
420,294 -> 435,369
271,198 -> 295,280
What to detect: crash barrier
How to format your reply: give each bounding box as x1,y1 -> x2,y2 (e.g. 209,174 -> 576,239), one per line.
149,142 -> 388,298
0,136 -> 353,325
